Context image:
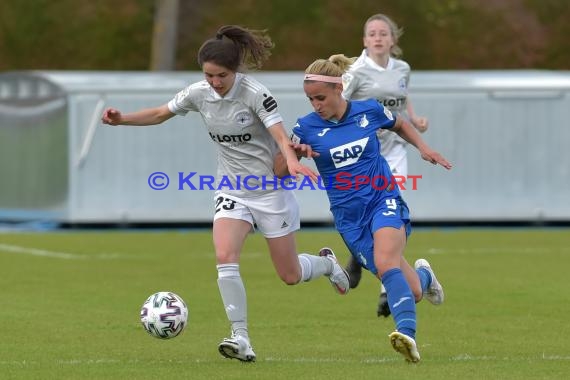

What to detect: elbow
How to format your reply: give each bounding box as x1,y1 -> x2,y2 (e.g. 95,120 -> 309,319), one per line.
154,107 -> 174,125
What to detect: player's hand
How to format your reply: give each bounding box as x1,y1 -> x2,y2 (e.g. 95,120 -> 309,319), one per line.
101,108 -> 123,125
287,161 -> 319,183
289,142 -> 320,159
412,116 -> 429,133
420,148 -> 452,170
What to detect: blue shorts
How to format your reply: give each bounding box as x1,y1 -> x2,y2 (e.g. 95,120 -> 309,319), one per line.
339,196 -> 411,276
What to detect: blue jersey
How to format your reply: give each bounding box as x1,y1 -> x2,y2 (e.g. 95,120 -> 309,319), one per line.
292,99 -> 402,233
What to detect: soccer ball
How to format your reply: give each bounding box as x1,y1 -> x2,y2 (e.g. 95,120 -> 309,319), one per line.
140,291 -> 189,339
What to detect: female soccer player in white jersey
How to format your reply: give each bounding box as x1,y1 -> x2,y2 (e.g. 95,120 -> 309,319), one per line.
339,14 -> 431,317
101,25 -> 349,363
277,57 -> 451,362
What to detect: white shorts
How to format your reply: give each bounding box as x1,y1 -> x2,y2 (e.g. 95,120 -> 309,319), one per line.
385,150 -> 408,177
213,189 -> 300,238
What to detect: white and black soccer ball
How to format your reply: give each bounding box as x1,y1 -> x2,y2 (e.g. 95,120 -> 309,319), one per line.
140,291 -> 189,339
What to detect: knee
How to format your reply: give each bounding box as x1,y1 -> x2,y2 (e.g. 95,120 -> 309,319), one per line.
215,250 -> 239,264
280,272 -> 301,285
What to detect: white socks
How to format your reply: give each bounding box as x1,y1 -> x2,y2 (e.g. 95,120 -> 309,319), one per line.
217,254 -> 333,338
217,263 -> 248,338
298,253 -> 332,282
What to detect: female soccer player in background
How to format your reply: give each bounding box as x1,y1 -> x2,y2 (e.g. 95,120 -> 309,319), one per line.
276,57 -> 450,362
101,25 -> 349,363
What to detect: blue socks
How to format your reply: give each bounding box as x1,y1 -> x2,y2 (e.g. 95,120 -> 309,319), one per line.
416,267 -> 432,293
381,268 -> 416,339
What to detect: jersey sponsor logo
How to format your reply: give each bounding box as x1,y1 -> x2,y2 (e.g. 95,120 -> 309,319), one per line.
209,132 -> 252,143
330,137 -> 369,168
317,128 -> 331,136
262,93 -> 277,112
380,98 -> 405,109
235,111 -> 253,126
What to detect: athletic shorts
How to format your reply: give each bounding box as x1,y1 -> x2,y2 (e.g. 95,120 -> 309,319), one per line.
213,189 -> 300,238
386,149 -> 408,194
386,151 -> 408,178
338,195 -> 411,276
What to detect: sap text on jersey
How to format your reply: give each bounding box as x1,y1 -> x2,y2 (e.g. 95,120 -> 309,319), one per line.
330,137 -> 369,169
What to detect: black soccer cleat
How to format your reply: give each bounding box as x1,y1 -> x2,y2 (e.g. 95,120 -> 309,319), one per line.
345,256 -> 363,289
377,291 -> 391,318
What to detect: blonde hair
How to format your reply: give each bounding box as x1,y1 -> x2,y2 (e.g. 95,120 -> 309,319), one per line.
304,54 -> 356,85
364,14 -> 404,58
328,54 -> 357,71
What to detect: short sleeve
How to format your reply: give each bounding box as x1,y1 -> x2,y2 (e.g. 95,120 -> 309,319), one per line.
167,82 -> 204,115
373,100 -> 396,130
253,87 -> 284,128
290,121 -> 304,144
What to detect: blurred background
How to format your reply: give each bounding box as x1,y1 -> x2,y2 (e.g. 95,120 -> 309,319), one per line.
0,0 -> 569,227
0,0 -> 569,71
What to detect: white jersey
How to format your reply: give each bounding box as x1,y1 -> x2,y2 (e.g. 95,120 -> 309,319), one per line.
342,50 -> 411,174
168,73 -> 283,198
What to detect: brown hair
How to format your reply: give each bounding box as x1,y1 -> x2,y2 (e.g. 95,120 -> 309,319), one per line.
197,25 -> 274,72
364,14 -> 404,58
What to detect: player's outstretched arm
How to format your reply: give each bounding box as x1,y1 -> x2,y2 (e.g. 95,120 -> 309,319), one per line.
101,104 -> 175,126
391,116 -> 452,170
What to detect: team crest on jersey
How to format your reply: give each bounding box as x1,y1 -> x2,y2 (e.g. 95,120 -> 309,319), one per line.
355,114 -> 369,128
235,111 -> 253,127
330,137 -> 369,168
399,78 -> 407,90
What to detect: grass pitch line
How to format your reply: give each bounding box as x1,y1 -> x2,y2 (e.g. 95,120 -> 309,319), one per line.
0,243 -> 124,260
2,355 -> 569,367
426,247 -> 569,255
264,355 -> 570,364
264,356 -> 399,363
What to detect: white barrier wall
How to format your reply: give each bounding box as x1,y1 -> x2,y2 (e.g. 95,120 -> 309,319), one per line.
403,71 -> 570,221
1,70 -> 569,223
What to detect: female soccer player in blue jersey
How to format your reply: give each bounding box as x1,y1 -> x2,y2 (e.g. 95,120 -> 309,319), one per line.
276,57 -> 451,362
101,25 -> 350,363
339,13 -> 431,318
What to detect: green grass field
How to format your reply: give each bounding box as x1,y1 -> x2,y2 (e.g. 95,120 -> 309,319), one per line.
1,228 -> 569,379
